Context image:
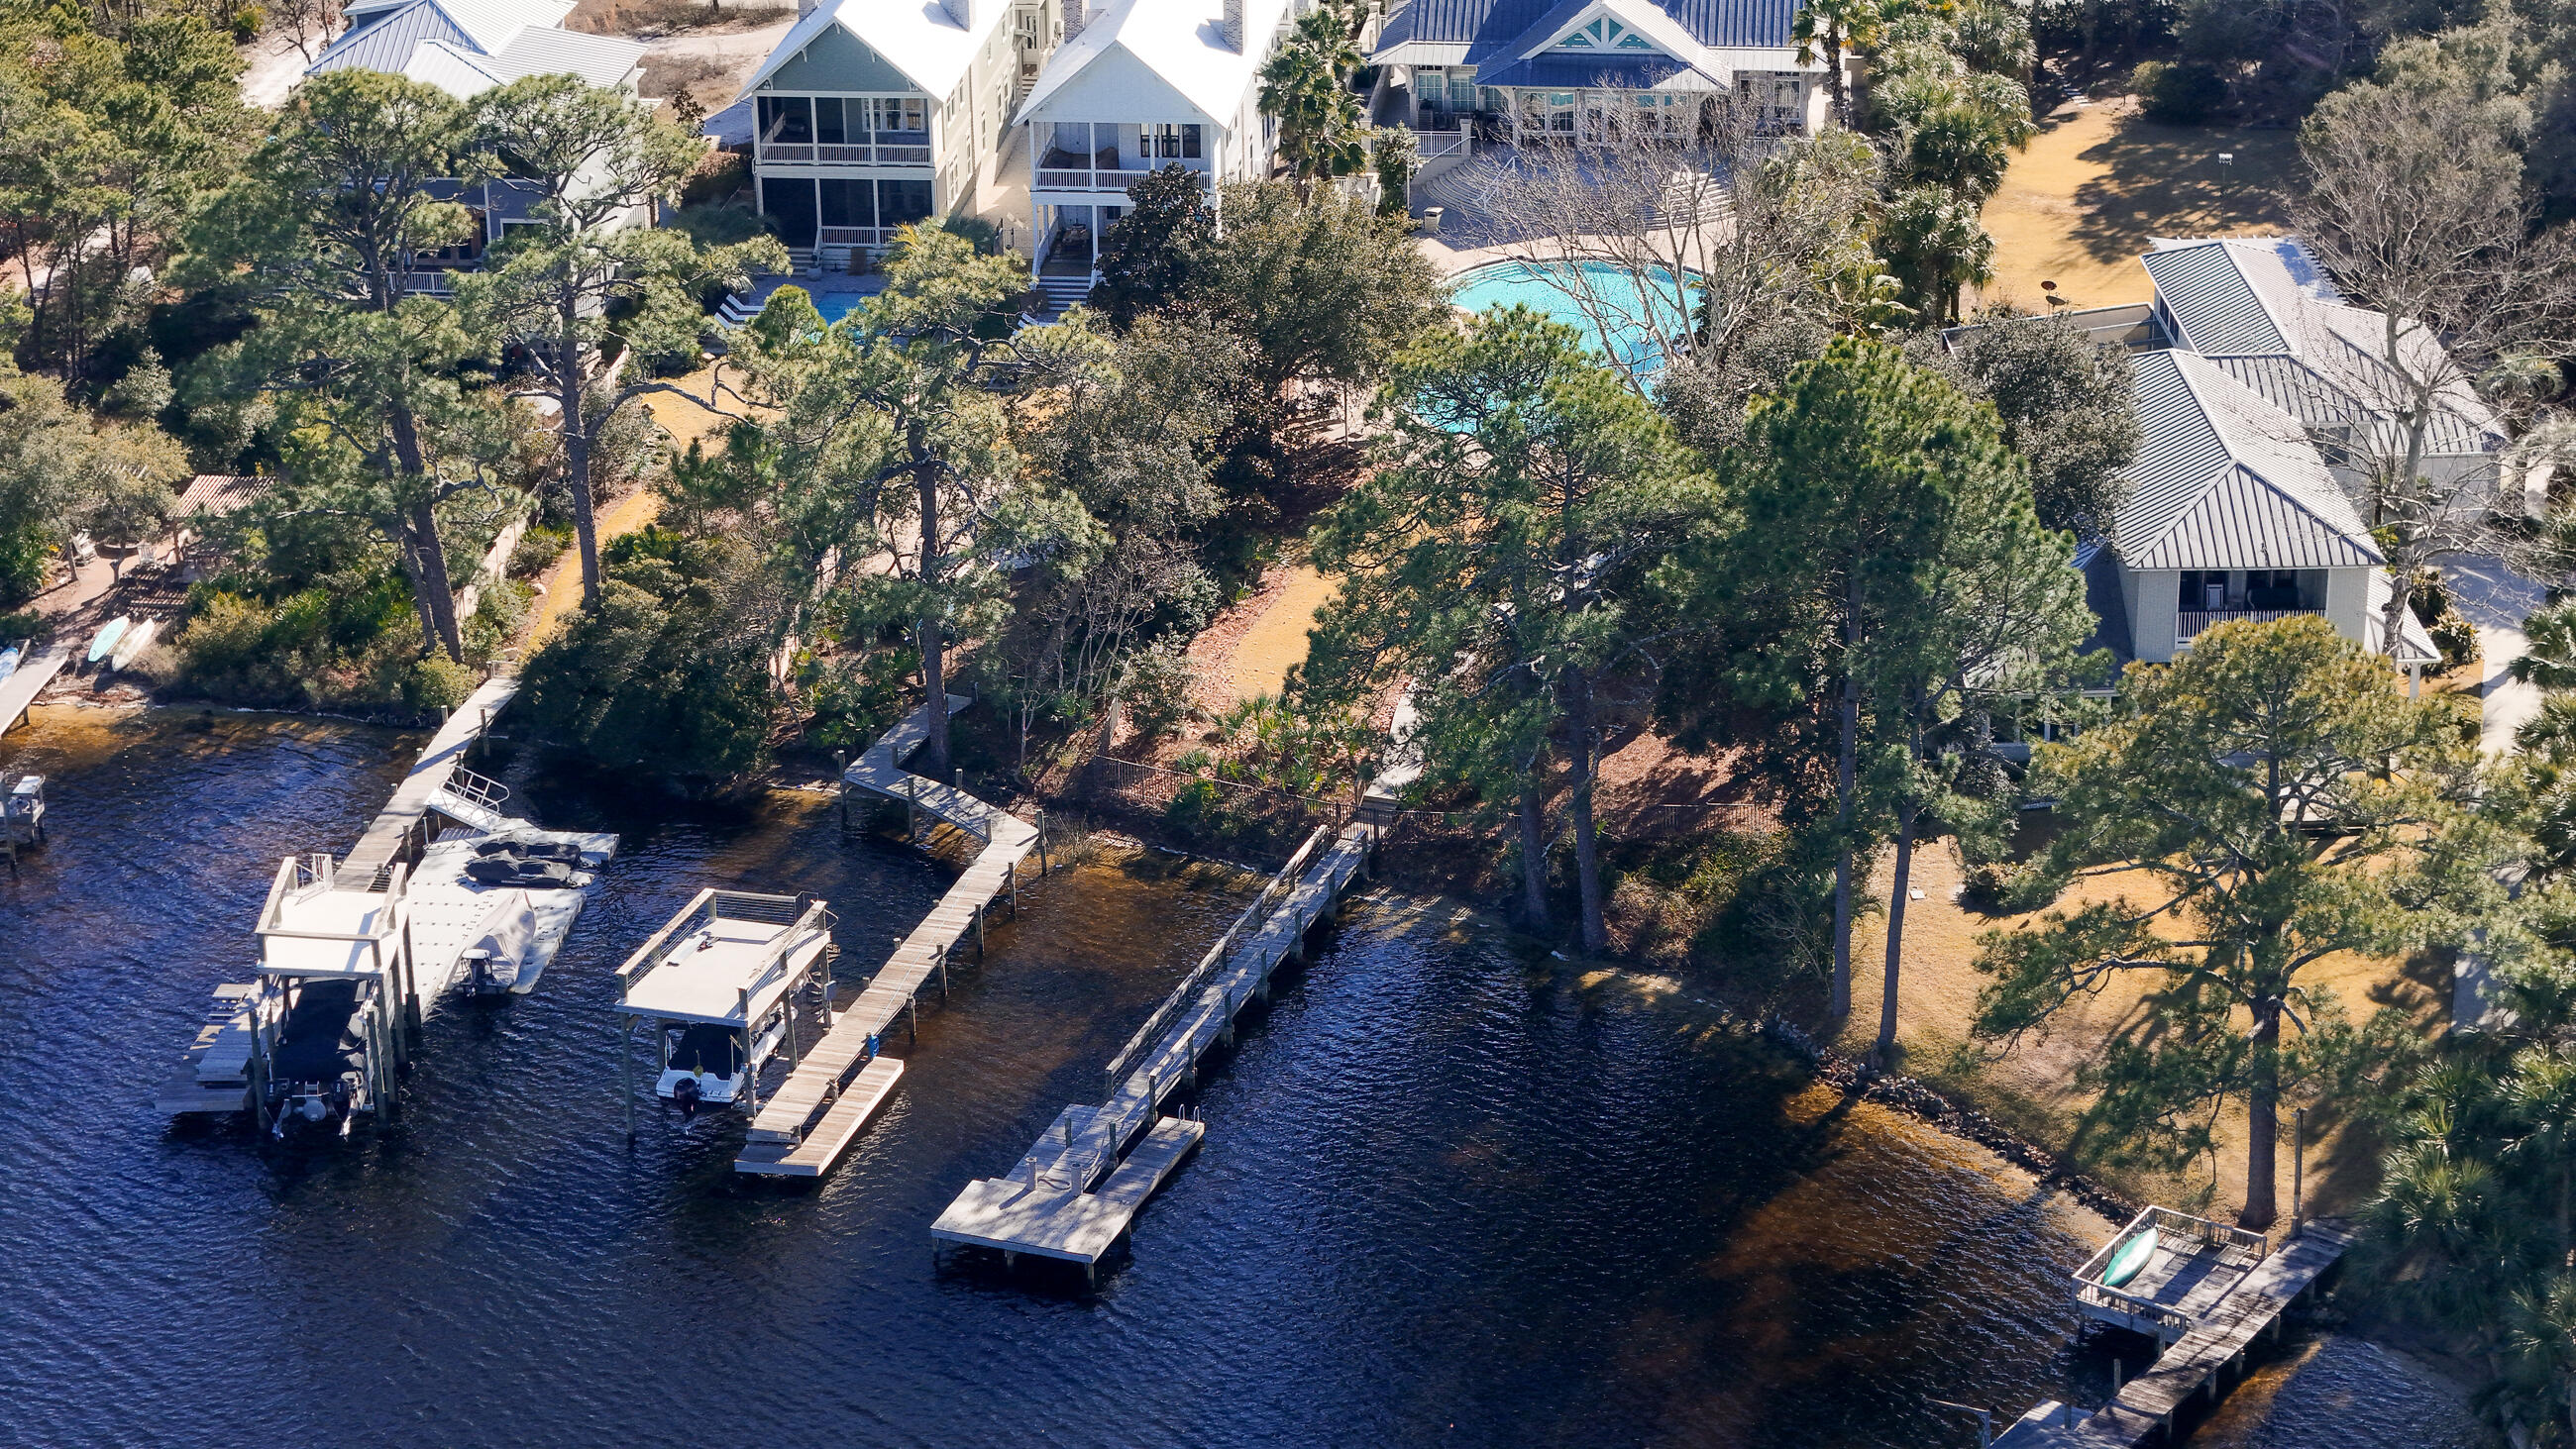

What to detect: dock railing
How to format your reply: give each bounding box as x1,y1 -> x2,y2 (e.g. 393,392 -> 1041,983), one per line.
613,888 -> 830,1013
2073,1204 -> 2271,1335
1101,823 -> 1334,1100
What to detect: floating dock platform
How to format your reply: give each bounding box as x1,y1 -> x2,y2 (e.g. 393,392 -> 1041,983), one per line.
931,815 -> 1376,1279
728,694 -> 1044,1178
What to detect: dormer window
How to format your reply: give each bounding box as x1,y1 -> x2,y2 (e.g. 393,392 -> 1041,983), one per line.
1556,16 -> 1656,51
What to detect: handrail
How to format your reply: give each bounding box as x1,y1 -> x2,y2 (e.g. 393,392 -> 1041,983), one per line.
615,886 -> 716,992
1101,824 -> 1333,1096
443,765 -> 510,811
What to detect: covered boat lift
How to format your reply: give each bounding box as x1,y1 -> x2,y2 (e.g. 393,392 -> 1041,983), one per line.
612,888 -> 835,1137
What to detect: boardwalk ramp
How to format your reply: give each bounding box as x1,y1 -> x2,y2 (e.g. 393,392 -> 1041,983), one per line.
733,694 -> 1042,1178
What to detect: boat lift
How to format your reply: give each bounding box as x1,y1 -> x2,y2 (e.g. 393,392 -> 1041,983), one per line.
3,773 -> 43,876
235,854 -> 419,1135
613,888 -> 835,1140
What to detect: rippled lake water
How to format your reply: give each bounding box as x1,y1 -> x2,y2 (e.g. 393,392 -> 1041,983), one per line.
0,705 -> 2159,1448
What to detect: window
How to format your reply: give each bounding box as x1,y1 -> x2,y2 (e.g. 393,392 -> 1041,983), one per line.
1449,71 -> 1475,108
757,95 -> 813,145
2247,570 -> 2302,609
1147,123 -> 1202,158
874,97 -> 927,135
1556,16 -> 1656,51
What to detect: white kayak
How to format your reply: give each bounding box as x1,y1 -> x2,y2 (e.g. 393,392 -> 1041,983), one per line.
107,618 -> 159,673
85,615 -> 129,665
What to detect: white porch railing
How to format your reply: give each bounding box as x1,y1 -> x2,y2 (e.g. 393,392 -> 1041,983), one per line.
1032,163 -> 1211,193
2177,607 -> 2316,645
1412,127 -> 1468,159
755,137 -> 931,166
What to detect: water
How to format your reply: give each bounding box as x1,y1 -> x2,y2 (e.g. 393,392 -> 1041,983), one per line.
0,705 -> 2134,1448
2193,1333 -> 2490,1448
1449,259 -> 1686,372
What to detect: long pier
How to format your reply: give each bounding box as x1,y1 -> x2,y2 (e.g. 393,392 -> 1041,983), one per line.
1996,1218 -> 2357,1447
733,695 -> 1042,1177
339,676 -> 520,884
0,642 -> 72,736
930,813 -> 1377,1279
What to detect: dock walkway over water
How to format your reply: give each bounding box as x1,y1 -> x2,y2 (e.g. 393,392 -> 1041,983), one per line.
0,642 -> 72,736
732,695 -> 1044,1178
339,677 -> 519,885
931,812 -> 1378,1279
1997,1217 -> 2357,1447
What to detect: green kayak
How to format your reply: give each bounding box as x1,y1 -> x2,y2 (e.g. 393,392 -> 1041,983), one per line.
2101,1227 -> 2160,1289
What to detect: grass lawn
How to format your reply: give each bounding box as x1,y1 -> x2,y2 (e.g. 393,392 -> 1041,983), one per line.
1977,97 -> 2304,315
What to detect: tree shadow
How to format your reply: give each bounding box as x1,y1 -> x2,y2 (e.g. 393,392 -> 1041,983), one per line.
2065,117 -> 2302,266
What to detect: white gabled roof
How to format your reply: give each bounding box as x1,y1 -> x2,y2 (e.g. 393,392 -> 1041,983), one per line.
1017,0 -> 1294,128
2113,351 -> 2383,572
734,0 -> 1001,104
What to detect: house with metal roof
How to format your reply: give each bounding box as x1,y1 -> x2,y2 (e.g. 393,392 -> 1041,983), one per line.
2086,348 -> 2437,671
305,0 -> 648,99
1013,0 -> 1315,279
1367,0 -> 1831,144
730,0 -> 1061,268
2139,238 -> 2507,495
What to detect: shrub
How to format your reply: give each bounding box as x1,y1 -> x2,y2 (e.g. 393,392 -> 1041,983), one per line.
0,524 -> 49,604
230,5 -> 262,42
940,215 -> 1004,257
0,608 -> 47,644
518,535 -> 776,791
680,151 -> 750,208
2134,60 -> 2228,124
509,523 -> 573,578
403,654 -> 478,714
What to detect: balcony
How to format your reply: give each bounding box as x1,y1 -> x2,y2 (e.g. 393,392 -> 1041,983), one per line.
755,135 -> 932,168
2176,607 -> 2316,645
1033,150 -> 1211,194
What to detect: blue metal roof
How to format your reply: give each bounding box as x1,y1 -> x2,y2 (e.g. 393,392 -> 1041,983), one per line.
1473,53 -> 1707,87
1377,0 -> 1797,62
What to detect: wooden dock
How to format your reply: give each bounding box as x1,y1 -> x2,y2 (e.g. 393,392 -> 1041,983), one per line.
339,676 -> 519,885
930,815 -> 1376,1278
0,642 -> 72,736
730,694 -> 1042,1178
1994,1219 -> 2358,1447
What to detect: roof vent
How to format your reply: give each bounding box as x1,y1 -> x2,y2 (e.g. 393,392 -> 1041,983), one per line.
1221,0 -> 1242,51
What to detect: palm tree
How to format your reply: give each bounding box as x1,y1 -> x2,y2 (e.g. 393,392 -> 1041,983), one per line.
2512,1276 -> 2576,1443
1876,185 -> 1993,325
1258,6 -> 1367,191
1792,0 -> 1882,128
2512,1046 -> 2576,1267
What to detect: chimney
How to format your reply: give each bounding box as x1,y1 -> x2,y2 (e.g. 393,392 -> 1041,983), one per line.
942,0 -> 972,27
1061,0 -> 1084,39
1220,0 -> 1241,50
798,0 -> 815,16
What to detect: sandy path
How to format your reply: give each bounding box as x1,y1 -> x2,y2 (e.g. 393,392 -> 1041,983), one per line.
517,370 -> 738,649
1186,565 -> 1338,708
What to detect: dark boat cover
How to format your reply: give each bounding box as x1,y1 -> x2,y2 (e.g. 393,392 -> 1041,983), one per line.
271,979 -> 366,1082
669,1023 -> 742,1080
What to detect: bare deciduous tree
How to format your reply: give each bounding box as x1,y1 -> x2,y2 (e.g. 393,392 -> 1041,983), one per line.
1462,93 -> 1888,402
2294,64 -> 2576,655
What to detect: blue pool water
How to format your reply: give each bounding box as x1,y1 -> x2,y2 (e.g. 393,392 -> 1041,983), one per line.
1449,259 -> 1689,371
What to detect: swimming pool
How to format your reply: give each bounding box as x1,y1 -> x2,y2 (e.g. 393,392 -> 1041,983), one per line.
1448,259 -> 1689,371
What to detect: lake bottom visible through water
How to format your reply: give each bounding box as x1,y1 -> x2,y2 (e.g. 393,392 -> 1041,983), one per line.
0,705 -> 2475,1447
